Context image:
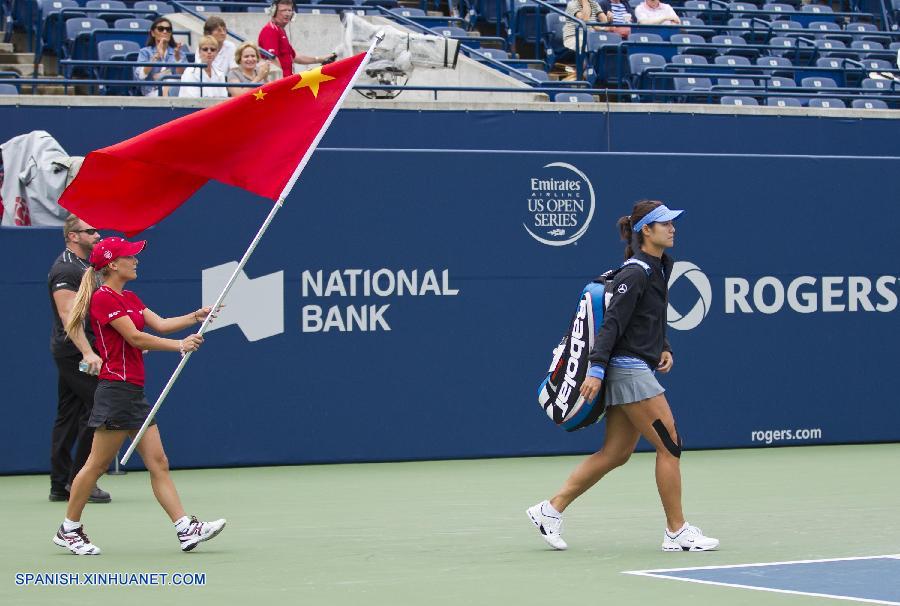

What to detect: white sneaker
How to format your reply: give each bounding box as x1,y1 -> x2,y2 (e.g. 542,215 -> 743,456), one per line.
526,500 -> 567,550
53,524 -> 101,555
177,516 -> 226,552
662,522 -> 719,551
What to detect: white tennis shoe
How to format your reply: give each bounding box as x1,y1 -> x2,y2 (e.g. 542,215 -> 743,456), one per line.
662,522 -> 719,551
526,500 -> 567,550
53,524 -> 101,555
177,516 -> 226,552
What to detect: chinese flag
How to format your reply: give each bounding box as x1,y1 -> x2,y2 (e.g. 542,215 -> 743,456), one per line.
60,52 -> 368,236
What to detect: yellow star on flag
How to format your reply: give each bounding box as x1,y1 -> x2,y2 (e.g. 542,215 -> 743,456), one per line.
291,66 -> 335,98
253,89 -> 267,101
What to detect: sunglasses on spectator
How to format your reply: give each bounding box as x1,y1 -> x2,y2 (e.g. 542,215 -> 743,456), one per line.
200,46 -> 218,52
73,228 -> 99,235
154,25 -> 172,32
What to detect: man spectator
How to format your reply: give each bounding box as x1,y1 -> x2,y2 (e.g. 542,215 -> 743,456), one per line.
635,0 -> 681,25
202,16 -> 238,77
48,215 -> 110,503
257,0 -> 335,77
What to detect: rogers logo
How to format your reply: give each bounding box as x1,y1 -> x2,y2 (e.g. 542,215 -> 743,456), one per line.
667,261 -> 712,331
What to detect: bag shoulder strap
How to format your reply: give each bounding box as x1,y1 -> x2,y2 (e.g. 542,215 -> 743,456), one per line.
592,257 -> 651,284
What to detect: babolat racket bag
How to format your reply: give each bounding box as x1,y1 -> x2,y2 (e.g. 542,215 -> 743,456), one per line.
537,259 -> 650,432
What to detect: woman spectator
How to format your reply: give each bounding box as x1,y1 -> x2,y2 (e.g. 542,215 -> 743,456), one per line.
202,16 -> 238,77
227,42 -> 278,97
135,17 -> 186,97
179,35 -> 227,98
600,0 -> 636,39
563,0 -> 610,51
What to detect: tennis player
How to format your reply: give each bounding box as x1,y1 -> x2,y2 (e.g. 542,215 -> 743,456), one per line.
527,200 -> 719,552
53,237 -> 225,555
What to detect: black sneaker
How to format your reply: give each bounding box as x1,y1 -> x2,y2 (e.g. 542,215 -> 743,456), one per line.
49,488 -> 70,502
63,484 -> 112,504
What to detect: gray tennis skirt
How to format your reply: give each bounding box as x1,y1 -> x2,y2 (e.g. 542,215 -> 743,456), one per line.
604,366 -> 665,406
88,380 -> 157,431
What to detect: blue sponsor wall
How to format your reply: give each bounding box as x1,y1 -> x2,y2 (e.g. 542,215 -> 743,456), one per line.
0,106 -> 898,473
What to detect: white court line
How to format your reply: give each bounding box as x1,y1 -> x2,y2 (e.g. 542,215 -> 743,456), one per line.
623,555 -> 900,606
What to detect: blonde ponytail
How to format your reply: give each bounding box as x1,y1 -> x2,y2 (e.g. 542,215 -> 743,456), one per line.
65,267 -> 99,339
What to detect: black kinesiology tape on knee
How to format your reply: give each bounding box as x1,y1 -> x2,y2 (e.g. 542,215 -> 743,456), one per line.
652,419 -> 682,458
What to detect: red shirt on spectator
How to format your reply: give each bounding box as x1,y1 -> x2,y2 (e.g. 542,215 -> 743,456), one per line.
91,286 -> 146,387
258,21 -> 295,77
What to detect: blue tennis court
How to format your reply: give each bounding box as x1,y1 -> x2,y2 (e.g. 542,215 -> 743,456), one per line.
626,556 -> 900,605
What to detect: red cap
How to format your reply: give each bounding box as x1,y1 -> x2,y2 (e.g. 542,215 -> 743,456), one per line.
90,237 -> 146,270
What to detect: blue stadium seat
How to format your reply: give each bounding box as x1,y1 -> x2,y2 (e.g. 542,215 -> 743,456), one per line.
585,31 -> 624,85
852,40 -> 895,62
727,2 -> 758,17
672,33 -> 716,58
859,58 -> 893,71
64,17 -> 105,62
631,32 -> 664,44
762,3 -> 795,15
845,22 -> 891,48
807,20 -> 840,39
629,52 -> 666,89
770,20 -> 802,37
389,7 -> 425,17
808,97 -> 845,108
434,25 -> 469,38
768,35 -> 796,57
712,34 -> 758,59
727,18 -> 766,44
39,0 -> 82,58
766,96 -> 802,106
0,83 -> 18,95
720,95 -> 758,105
553,91 -> 594,103
756,55 -> 793,77
113,18 -> 150,31
716,76 -> 756,90
671,53 -> 709,69
479,48 -> 508,61
768,75 -> 796,89
796,3 -> 834,27
814,39 -> 855,59
679,17 -> 713,40
683,0 -> 728,25
673,75 -> 712,97
96,38 -> 139,94
512,67 -> 550,84
85,0 -> 127,26
297,7 -> 337,14
362,0 -> 399,8
851,98 -> 888,109
715,54 -> 751,67
801,75 -> 837,89
542,13 -> 570,71
861,77 -> 893,92
132,1 -> 172,20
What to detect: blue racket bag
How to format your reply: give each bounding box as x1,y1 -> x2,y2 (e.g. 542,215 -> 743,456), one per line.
537,259 -> 650,432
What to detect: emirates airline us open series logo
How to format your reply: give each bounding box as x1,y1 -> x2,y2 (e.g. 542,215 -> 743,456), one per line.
524,163 -> 595,246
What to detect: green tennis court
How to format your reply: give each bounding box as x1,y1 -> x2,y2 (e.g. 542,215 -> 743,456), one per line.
3,443 -> 897,606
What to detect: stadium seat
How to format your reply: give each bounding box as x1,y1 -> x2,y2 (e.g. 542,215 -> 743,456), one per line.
720,95 -> 758,105
846,22 -> 891,48
766,96 -> 802,106
113,18 -> 150,31
629,52 -> 666,89
132,1 -> 173,20
859,58 -> 893,71
512,67 -> 550,84
768,75 -> 796,89
672,33 -> 716,58
64,17 -> 106,61
712,34 -> 758,59
541,13 -> 570,71
389,7 -> 425,17
39,0 -> 82,58
85,0 -> 127,26
808,97 -> 845,108
796,3 -> 834,27
673,75 -> 712,102
768,35 -> 797,57
756,55 -> 793,77
861,77 -> 893,92
96,39 -> 140,95
762,3 -> 796,15
362,0 -> 399,8
851,98 -> 888,109
585,31 -> 624,85
807,20 -> 840,39
671,53 -> 709,69
679,17 -> 714,40
727,2 -> 758,17
297,7 -> 337,14
814,39 -> 856,59
716,76 -> 757,89
479,48 -> 508,61
553,92 -> 594,103
715,55 -> 751,68
770,20 -> 802,37
727,18 -> 767,44
0,83 -> 19,95
852,40 -> 896,62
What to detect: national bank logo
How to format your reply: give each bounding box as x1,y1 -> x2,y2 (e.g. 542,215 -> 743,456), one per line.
523,162 -> 595,246
667,261 -> 712,331
202,262 -> 284,342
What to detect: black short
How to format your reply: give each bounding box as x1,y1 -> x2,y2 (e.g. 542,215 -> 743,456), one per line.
88,380 -> 156,431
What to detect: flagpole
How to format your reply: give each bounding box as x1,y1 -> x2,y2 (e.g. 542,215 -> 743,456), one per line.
121,35 -> 383,465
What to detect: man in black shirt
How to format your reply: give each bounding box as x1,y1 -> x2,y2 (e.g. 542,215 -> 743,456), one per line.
48,215 -> 111,503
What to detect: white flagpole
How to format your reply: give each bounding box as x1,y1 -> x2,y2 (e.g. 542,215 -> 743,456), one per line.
121,35 -> 383,465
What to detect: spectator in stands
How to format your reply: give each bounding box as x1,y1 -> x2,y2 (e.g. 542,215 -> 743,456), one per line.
48,215 -> 110,505
202,16 -> 238,77
179,36 -> 228,98
635,0 -> 681,25
135,17 -> 187,96
227,42 -> 278,96
258,0 -> 336,77
600,0 -> 636,39
564,0 -> 610,51
53,237 -> 225,556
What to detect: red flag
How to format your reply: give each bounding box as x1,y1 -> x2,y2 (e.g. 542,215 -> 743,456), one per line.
60,52 -> 368,236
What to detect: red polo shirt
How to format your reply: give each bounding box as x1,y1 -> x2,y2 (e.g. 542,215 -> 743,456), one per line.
91,286 -> 146,387
258,21 -> 295,77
